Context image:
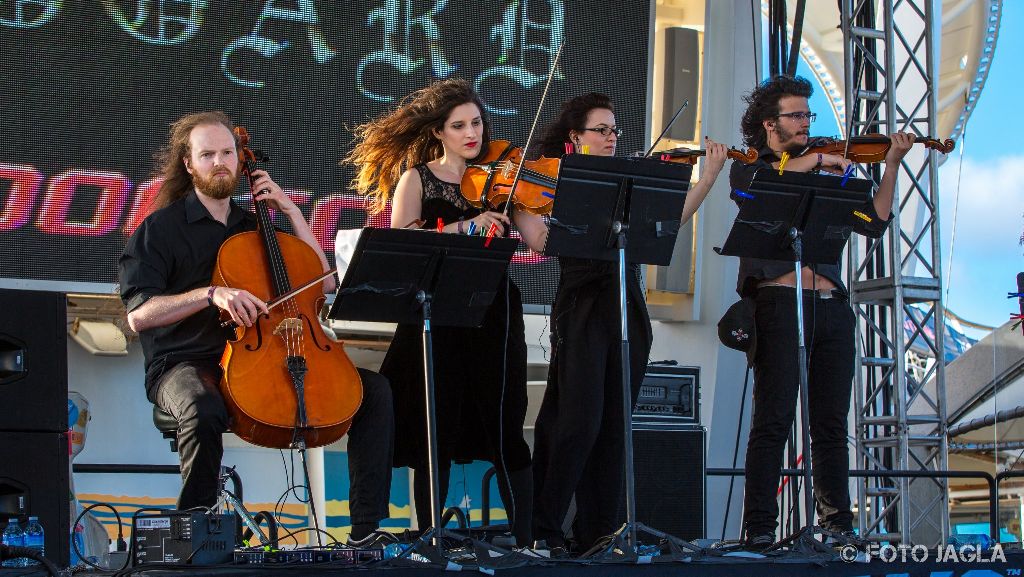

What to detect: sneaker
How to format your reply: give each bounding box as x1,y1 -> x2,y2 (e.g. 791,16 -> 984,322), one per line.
744,532 -> 775,552
347,530 -> 400,548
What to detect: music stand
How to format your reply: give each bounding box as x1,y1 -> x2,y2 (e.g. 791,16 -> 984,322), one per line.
327,227 -> 517,557
546,153 -> 702,558
717,169 -> 872,546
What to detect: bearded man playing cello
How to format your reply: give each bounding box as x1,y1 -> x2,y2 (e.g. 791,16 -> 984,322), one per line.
119,111 -> 394,546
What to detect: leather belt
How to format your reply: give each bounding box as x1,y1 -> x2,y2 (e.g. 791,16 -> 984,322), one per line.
757,283 -> 847,301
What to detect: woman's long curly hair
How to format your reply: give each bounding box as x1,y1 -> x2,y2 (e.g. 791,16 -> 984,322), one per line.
532,93 -> 614,159
739,75 -> 813,150
343,78 -> 491,214
148,111 -> 237,213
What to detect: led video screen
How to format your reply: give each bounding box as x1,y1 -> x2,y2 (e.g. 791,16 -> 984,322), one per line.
0,1 -> 650,306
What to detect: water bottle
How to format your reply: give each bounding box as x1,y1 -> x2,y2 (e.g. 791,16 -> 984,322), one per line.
2,517 -> 25,568
23,516 -> 44,566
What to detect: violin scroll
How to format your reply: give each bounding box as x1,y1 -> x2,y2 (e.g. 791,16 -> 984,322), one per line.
920,137 -> 955,155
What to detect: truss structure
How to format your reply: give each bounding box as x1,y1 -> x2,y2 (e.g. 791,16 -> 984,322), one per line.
842,0 -> 949,546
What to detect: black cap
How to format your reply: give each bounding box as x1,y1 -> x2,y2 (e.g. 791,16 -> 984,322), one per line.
717,297 -> 756,365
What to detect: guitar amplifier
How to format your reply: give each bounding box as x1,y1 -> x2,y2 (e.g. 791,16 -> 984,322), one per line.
634,364 -> 699,424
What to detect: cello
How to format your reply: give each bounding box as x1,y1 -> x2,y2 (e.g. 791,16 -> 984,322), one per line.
212,127 -> 362,449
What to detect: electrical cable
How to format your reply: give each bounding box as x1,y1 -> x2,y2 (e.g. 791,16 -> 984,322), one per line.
721,366 -> 751,541
71,502 -> 128,572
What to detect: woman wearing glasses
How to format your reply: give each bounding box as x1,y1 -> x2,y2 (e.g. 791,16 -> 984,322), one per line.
344,79 -> 545,547
528,93 -> 728,554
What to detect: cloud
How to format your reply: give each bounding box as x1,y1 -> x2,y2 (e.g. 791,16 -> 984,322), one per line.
937,154 -> 1024,327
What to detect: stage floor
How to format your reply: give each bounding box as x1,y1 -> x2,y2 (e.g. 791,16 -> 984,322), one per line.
29,546 -> 1024,577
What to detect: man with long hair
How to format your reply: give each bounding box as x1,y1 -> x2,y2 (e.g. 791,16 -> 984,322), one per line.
730,76 -> 913,550
119,111 -> 394,545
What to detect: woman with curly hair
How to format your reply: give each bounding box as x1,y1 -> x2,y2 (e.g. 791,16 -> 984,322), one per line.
529,93 -> 727,554
344,78 -> 545,546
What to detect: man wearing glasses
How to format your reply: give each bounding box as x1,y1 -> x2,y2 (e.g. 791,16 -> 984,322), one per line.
728,75 -> 913,550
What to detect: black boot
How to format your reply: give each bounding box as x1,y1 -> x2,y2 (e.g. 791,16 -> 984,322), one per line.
496,466 -> 533,547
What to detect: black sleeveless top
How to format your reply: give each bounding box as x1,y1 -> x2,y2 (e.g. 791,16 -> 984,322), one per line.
415,163 -> 480,228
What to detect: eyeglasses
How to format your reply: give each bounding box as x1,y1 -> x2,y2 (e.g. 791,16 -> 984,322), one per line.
777,111 -> 817,122
582,126 -> 623,138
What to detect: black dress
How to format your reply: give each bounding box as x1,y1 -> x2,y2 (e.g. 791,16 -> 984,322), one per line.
380,164 -> 532,474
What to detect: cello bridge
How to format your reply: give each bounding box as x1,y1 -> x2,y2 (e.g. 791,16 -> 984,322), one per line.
273,317 -> 303,337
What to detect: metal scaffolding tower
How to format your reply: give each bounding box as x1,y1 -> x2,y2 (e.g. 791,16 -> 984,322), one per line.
842,0 -> 949,546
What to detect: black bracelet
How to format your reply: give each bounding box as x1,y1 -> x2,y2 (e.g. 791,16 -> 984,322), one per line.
813,153 -> 823,172
207,286 -> 217,307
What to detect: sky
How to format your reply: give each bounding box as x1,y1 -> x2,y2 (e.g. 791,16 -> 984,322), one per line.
797,2 -> 1021,333
935,2 -> 1022,332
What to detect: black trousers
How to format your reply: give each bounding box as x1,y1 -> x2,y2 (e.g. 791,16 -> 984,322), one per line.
153,362 -> 394,527
532,292 -> 650,549
743,286 -> 856,536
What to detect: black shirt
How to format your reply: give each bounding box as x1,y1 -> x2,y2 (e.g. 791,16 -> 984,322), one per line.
119,191 -> 257,399
728,146 -> 892,297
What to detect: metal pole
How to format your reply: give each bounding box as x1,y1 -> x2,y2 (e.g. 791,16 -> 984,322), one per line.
419,292 -> 444,551
616,224 -> 638,549
790,229 -> 815,529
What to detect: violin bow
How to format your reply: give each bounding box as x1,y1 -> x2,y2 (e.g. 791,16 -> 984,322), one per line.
644,100 -> 689,158
501,39 -> 567,219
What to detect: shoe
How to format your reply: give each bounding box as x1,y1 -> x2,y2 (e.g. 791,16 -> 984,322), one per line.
531,539 -> 569,559
744,532 -> 775,552
825,528 -> 863,548
347,530 -> 400,548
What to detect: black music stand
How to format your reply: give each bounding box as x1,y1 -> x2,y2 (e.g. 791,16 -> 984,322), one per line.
327,227 -> 518,559
546,154 -> 703,559
717,169 -> 872,549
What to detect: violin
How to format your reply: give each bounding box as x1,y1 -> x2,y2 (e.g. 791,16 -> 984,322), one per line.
802,133 -> 954,163
212,127 -> 362,449
461,140 -> 560,215
659,146 -> 759,165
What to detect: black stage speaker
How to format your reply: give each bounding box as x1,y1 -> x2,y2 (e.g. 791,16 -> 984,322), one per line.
631,423 -> 706,540
662,27 -> 700,142
0,431 -> 71,567
0,288 -> 68,432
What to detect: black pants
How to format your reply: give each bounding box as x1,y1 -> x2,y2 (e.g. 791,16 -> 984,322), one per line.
743,286 -> 856,536
532,292 -> 650,549
154,362 -> 394,527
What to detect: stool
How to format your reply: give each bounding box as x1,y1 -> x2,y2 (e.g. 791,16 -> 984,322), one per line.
150,404 -> 273,545
152,405 -> 179,452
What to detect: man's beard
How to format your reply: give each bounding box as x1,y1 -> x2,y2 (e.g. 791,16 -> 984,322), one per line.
776,124 -> 809,155
193,170 -> 239,200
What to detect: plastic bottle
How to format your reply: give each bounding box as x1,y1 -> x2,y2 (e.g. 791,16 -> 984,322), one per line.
23,516 -> 44,566
2,517 -> 25,568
